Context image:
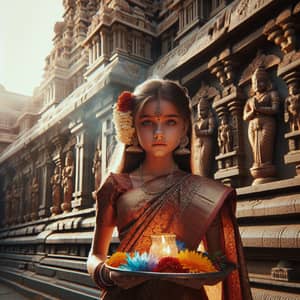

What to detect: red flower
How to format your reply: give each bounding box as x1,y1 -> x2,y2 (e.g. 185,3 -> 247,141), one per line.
117,91 -> 133,112
153,257 -> 187,273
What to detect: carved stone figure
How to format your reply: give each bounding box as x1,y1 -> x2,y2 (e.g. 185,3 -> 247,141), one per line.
285,82 -> 300,132
218,114 -> 232,154
193,98 -> 215,177
50,166 -> 62,215
31,177 -> 39,220
92,148 -> 102,192
243,66 -> 280,184
5,186 -> 12,225
61,150 -> 74,212
11,182 -> 19,224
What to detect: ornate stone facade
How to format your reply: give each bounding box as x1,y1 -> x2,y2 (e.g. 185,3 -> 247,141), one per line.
1,1 -> 300,299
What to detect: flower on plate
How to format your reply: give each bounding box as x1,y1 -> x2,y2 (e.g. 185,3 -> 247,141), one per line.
119,252 -> 157,272
153,257 -> 187,273
177,250 -> 218,273
106,252 -> 127,267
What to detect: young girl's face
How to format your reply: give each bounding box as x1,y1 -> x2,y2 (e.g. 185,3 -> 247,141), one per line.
135,98 -> 187,158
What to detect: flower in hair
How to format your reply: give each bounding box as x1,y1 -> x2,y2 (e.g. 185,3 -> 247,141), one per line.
117,91 -> 134,112
113,91 -> 135,145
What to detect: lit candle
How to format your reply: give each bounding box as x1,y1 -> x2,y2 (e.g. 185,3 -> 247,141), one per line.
149,234 -> 178,259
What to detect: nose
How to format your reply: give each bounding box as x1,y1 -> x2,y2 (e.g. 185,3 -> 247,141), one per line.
154,132 -> 164,142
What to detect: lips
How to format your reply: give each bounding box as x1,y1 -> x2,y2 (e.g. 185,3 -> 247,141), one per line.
152,143 -> 167,146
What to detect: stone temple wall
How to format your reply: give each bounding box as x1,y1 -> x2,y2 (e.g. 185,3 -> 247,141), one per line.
0,0 -> 300,299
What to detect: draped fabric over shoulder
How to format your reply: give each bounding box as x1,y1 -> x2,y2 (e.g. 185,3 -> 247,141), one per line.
96,171 -> 252,300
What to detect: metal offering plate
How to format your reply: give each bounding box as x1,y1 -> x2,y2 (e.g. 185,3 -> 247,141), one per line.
105,262 -> 236,280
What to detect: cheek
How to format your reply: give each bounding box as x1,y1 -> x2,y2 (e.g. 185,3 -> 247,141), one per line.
136,128 -> 152,144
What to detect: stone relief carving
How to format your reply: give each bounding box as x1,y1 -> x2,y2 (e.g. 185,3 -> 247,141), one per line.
218,114 -> 233,154
50,166 -> 62,215
31,177 -> 39,220
193,97 -> 215,177
92,148 -> 102,191
285,82 -> 300,132
61,150 -> 74,212
239,53 -> 281,86
243,66 -> 280,184
11,182 -> 19,224
5,186 -> 12,225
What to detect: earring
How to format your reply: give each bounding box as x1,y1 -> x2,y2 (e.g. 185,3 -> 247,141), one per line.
126,135 -> 143,153
174,136 -> 190,155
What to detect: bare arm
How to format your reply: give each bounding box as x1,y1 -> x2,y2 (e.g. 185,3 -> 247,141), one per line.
87,198 -> 115,276
254,91 -> 280,115
243,100 -> 255,121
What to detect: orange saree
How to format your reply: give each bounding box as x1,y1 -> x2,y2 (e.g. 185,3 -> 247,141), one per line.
96,171 -> 252,300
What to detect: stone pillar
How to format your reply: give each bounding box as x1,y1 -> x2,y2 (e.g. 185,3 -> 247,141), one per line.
100,28 -> 110,61
71,125 -> 92,211
38,154 -> 53,219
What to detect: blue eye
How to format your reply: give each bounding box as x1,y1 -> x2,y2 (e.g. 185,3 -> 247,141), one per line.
141,120 -> 152,126
166,119 -> 177,126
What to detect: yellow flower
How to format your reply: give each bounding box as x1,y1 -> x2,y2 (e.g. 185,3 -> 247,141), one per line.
177,250 -> 217,273
106,252 -> 127,267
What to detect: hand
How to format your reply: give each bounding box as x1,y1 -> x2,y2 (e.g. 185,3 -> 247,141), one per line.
164,263 -> 235,290
109,271 -> 151,289
164,273 -> 223,290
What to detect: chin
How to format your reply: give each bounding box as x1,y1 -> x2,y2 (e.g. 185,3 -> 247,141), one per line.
152,150 -> 168,157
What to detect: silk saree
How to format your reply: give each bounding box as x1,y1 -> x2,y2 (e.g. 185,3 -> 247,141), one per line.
95,170 -> 252,300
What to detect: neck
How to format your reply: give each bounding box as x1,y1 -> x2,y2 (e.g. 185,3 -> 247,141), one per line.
141,155 -> 176,177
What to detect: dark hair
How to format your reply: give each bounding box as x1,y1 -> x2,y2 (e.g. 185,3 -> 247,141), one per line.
117,79 -> 192,173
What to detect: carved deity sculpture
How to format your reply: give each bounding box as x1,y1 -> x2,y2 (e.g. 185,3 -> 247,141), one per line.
193,98 -> 215,177
243,66 -> 280,184
50,166 -> 62,215
92,148 -> 102,192
5,186 -> 12,226
61,150 -> 74,212
218,114 -> 233,154
31,177 -> 39,220
285,82 -> 300,132
11,182 -> 19,224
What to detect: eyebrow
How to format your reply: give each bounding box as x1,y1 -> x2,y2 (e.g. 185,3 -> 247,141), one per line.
139,114 -> 180,118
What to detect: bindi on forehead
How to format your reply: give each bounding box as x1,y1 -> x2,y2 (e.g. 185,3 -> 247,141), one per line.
139,98 -> 180,117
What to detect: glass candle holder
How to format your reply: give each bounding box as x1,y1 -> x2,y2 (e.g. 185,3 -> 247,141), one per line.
149,233 -> 178,259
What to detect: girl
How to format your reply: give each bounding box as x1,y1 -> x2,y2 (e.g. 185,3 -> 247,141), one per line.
87,79 -> 252,300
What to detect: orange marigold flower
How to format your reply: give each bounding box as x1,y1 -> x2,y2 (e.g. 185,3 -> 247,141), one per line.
117,91 -> 133,112
106,252 -> 127,267
177,250 -> 217,273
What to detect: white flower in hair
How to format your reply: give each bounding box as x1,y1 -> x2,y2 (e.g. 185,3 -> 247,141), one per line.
113,91 -> 135,145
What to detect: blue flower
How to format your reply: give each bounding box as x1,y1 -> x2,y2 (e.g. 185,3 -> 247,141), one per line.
119,252 -> 157,272
176,240 -> 186,251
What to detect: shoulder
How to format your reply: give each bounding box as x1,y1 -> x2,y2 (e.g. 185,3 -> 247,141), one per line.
185,174 -> 235,200
101,172 -> 131,193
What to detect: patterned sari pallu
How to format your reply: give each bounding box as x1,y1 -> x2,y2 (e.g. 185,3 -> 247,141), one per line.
96,171 -> 252,300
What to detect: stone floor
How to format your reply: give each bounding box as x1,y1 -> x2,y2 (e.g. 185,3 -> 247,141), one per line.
0,282 -> 29,300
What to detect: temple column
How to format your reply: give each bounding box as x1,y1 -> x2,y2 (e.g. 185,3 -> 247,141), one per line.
71,124 -> 93,211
